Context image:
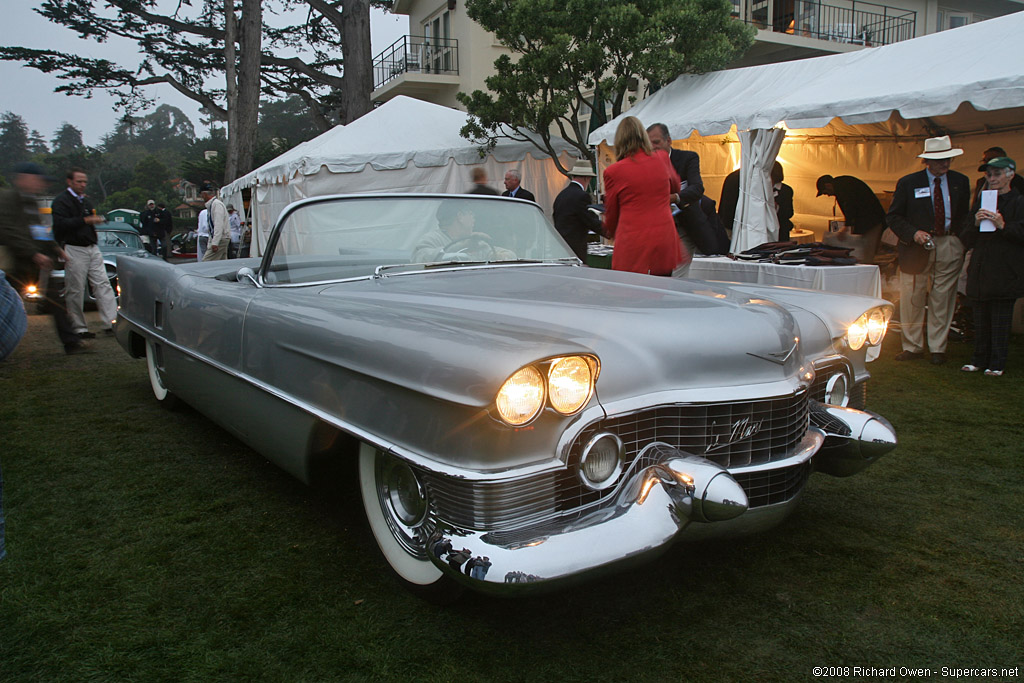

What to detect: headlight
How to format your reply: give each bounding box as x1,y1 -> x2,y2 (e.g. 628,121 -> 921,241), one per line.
847,314 -> 868,351
495,365 -> 545,426
846,306 -> 891,350
579,433 -> 623,490
867,308 -> 888,346
547,356 -> 594,415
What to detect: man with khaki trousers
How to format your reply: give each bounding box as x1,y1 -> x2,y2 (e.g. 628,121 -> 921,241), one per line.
886,136 -> 971,366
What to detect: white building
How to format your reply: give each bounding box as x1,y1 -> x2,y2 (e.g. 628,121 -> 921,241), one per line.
372,0 -> 1024,125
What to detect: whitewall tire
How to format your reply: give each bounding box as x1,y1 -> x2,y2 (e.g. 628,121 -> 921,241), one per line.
358,443 -> 448,588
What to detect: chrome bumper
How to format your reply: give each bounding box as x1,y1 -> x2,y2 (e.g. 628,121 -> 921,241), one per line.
426,405 -> 896,594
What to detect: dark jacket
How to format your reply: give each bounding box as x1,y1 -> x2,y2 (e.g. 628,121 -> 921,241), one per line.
139,207 -> 158,237
468,183 -> 499,196
552,181 -> 601,261
668,149 -> 704,205
719,169 -> 740,234
155,208 -> 173,237
0,188 -> 59,283
961,188 -> 1024,301
887,169 -> 971,275
51,188 -> 99,247
775,182 -> 794,243
831,175 -> 886,234
502,187 -> 536,202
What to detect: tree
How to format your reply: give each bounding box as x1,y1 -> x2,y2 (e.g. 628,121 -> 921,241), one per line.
0,1 -> 389,182
0,112 -> 31,176
51,123 -> 84,155
458,0 -> 754,172
29,130 -> 50,156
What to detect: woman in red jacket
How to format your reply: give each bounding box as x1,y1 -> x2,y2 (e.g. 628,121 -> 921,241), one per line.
602,116 -> 688,276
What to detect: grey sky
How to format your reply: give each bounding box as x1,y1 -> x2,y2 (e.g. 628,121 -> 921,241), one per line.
0,3 -> 407,147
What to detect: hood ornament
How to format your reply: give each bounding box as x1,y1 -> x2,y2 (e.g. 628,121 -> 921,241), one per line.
747,340 -> 797,365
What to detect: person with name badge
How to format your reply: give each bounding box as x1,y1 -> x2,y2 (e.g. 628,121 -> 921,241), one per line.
886,136 -> 971,366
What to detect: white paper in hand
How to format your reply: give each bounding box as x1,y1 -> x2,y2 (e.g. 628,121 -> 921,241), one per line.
980,190 -> 998,232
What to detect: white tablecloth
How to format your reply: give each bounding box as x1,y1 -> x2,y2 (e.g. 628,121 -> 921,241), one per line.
685,256 -> 882,299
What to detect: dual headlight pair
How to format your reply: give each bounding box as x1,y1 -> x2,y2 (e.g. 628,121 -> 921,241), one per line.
845,306 -> 892,351
495,355 -> 599,426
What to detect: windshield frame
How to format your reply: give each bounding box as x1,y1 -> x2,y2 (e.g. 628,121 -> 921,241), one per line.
257,193 -> 580,288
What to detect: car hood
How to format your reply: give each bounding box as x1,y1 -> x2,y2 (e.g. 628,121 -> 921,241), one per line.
310,265 -> 806,406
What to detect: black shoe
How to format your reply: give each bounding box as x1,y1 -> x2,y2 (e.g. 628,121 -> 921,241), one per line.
894,350 -> 924,361
78,331 -> 96,339
103,328 -> 115,336
930,353 -> 946,365
65,342 -> 93,355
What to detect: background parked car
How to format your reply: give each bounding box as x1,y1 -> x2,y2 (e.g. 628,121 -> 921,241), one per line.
23,222 -> 155,309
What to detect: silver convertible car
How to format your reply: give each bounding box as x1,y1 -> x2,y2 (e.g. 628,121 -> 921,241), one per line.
114,194 -> 896,596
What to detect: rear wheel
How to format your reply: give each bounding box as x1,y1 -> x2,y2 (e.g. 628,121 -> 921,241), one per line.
358,443 -> 461,600
146,340 -> 180,408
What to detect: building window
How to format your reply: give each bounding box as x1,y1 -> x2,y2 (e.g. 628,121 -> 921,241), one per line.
937,9 -> 990,32
423,9 -> 453,73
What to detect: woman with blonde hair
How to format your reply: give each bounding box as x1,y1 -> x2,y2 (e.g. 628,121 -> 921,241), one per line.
602,116 -> 688,275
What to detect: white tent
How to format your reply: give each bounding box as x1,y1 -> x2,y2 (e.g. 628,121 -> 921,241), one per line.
223,96 -> 579,255
588,11 -> 1024,249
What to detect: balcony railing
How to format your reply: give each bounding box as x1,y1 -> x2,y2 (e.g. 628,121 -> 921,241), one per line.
733,1 -> 916,46
373,35 -> 460,90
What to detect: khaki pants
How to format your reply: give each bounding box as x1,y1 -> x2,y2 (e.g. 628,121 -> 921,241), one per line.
64,244 -> 118,333
899,234 -> 964,354
202,238 -> 230,261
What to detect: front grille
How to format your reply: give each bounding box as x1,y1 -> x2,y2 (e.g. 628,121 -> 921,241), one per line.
570,391 -> 809,470
733,462 -> 810,507
423,391 -> 810,531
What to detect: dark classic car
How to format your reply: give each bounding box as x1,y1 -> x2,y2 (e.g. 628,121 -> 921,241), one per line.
24,222 -> 154,306
114,194 -> 896,596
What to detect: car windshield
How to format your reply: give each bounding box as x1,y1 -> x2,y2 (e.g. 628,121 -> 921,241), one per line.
263,196 -> 577,284
98,228 -> 143,250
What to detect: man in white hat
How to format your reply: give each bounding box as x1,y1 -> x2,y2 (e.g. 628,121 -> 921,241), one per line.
886,135 -> 971,365
552,161 -> 602,261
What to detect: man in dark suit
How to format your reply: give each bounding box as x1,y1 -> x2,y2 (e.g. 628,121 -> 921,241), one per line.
552,161 -> 602,261
501,169 -> 535,202
886,136 -> 971,365
647,123 -> 726,255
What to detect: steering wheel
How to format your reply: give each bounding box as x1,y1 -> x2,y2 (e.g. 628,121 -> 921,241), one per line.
444,234 -> 497,261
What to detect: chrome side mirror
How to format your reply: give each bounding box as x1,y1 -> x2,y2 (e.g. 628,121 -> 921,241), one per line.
236,267 -> 259,286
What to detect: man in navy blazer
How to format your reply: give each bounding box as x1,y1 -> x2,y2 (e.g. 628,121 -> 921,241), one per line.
552,161 -> 602,261
886,136 -> 971,365
647,123 -> 726,255
501,169 -> 536,203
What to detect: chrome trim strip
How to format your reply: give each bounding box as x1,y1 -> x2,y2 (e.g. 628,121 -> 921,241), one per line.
118,312 -> 566,481
258,260 -> 572,289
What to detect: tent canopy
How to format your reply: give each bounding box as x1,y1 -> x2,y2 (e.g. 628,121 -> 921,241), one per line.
225,96 -> 578,195
588,11 -> 1024,145
222,96 -> 579,255
587,12 -> 1024,246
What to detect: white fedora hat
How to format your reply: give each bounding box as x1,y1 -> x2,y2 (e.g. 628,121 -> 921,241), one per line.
918,135 -> 963,160
568,160 -> 597,177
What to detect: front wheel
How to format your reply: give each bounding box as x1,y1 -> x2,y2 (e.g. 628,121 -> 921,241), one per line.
358,443 -> 461,601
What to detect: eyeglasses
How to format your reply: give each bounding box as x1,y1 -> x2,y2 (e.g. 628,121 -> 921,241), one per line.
985,169 -> 1009,178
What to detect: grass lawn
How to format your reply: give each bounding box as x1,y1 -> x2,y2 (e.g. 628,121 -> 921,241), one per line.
1,310 -> 1022,682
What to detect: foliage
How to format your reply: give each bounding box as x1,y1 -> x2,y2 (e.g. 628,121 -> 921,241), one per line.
0,0 -> 392,181
50,123 -> 84,155
28,130 -> 49,156
0,112 -> 31,177
459,0 -> 754,171
0,316 -> 1022,680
